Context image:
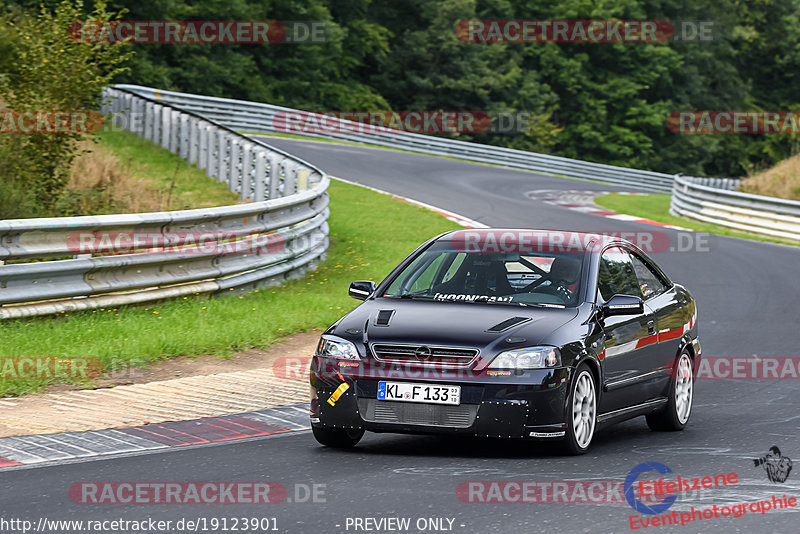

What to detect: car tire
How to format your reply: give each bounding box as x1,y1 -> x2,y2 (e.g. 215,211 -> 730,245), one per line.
646,351 -> 693,431
563,365 -> 597,455
312,425 -> 364,448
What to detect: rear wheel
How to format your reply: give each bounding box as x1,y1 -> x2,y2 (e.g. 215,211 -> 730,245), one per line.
646,351 -> 693,431
312,426 -> 364,448
563,365 -> 596,455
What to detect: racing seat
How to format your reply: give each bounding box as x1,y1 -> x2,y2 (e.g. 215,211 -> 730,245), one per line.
434,258 -> 514,296
533,256 -> 581,304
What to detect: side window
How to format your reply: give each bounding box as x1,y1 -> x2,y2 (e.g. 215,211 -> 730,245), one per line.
385,253 -> 443,295
629,252 -> 668,300
408,255 -> 445,293
598,247 -> 642,301
442,253 -> 466,283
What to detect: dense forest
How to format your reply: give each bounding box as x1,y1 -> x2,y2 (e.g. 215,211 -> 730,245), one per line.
4,0 -> 800,180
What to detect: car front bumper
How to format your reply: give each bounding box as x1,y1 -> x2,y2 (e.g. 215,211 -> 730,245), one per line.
310,361 -> 573,439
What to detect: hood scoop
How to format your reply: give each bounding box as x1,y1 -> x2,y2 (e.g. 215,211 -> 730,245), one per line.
374,309 -> 396,327
486,316 -> 531,333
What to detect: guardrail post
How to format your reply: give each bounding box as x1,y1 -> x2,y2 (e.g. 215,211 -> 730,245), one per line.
134,97 -> 145,136
120,93 -> 131,130
206,125 -> 217,178
269,155 -> 283,199
188,117 -> 199,165
240,142 -> 254,201
285,161 -> 298,196
144,101 -> 155,141
160,106 -> 171,150
254,151 -> 267,201
109,90 -> 120,124
120,93 -> 128,127
169,110 -> 181,154
296,168 -> 310,191
100,88 -> 112,116
228,138 -> 241,194
198,121 -> 209,170
218,131 -> 228,181
128,95 -> 136,133
179,113 -> 190,159
152,104 -> 163,146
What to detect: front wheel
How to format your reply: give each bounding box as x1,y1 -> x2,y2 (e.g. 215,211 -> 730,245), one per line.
563,365 -> 597,455
312,426 -> 364,448
646,351 -> 693,431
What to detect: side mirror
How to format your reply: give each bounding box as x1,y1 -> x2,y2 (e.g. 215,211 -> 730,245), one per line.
602,294 -> 644,317
349,280 -> 376,301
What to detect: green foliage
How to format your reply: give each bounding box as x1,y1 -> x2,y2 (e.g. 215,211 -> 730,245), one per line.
0,0 -> 131,216
109,0 -> 391,109
5,0 -> 800,211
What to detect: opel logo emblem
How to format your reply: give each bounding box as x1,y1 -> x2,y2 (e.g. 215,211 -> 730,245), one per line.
414,346 -> 432,360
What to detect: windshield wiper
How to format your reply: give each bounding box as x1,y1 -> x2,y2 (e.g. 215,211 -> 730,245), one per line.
387,293 -> 431,300
523,302 -> 566,309
465,296 -> 523,306
471,297 -> 566,308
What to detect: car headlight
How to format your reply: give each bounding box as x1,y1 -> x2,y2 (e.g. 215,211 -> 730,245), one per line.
488,346 -> 560,370
316,335 -> 361,360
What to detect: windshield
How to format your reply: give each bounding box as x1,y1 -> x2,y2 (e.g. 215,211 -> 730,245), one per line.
383,241 -> 585,307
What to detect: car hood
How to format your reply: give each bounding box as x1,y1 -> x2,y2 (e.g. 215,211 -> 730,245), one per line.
333,298 -> 580,350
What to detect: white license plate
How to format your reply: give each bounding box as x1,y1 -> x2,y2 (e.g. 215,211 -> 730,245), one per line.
377,381 -> 461,405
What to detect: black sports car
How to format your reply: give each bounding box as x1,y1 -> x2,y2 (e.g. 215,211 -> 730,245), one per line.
309,229 -> 700,454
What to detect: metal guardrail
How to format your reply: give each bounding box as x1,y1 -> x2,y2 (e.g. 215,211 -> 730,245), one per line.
114,84 -> 677,192
0,87 -> 330,319
114,85 -> 800,242
670,176 -> 800,241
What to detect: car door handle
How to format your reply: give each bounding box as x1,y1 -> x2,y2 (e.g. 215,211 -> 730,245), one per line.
647,320 -> 656,335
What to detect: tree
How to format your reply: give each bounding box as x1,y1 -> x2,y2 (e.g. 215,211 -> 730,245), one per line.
0,0 -> 130,216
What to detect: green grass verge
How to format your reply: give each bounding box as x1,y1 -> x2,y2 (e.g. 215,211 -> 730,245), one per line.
0,179 -> 460,396
595,193 -> 798,247
96,129 -> 239,209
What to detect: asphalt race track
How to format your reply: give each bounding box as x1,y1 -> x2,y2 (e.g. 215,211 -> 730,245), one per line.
4,138 -> 799,533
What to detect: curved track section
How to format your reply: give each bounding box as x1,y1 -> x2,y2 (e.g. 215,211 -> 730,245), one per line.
5,138 -> 798,533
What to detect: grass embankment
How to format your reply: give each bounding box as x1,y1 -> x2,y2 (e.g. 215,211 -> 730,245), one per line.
63,129 -> 239,215
594,193 -> 798,247
0,176 -> 460,396
739,154 -> 800,201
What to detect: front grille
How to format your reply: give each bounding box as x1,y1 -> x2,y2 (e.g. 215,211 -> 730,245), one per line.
371,344 -> 479,368
358,398 -> 478,428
